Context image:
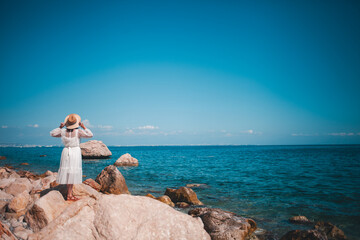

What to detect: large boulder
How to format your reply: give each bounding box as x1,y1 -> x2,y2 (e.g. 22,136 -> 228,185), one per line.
80,140 -> 112,159
7,191 -> 31,213
189,207 -> 257,240
95,165 -> 130,194
281,230 -> 327,240
165,187 -> 203,205
114,153 -> 139,166
25,190 -> 68,232
29,195 -> 210,240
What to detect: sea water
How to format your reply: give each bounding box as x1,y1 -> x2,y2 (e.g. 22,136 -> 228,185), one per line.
1,145 -> 359,239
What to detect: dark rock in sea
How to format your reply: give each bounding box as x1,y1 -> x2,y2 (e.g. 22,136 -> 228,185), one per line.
289,215 -> 312,224
314,222 -> 347,240
156,195 -> 175,207
0,156 -> 6,160
281,229 -> 327,240
188,207 -> 257,240
176,202 -> 190,208
80,140 -> 112,159
20,163 -> 29,166
95,165 -> 130,194
165,186 -> 203,205
249,228 -> 278,240
4,165 -> 14,170
39,155 -> 47,157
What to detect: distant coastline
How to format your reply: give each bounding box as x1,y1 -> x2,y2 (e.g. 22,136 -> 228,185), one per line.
1,143 -> 360,148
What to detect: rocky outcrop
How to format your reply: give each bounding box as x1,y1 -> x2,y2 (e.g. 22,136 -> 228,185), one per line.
80,140 -> 112,159
114,153 -> 139,166
165,186 -> 203,205
189,207 -> 257,240
25,190 -> 68,232
314,222 -> 347,240
281,230 -> 327,240
83,178 -> 101,192
0,167 -> 20,179
95,165 -> 130,194
28,194 -> 210,240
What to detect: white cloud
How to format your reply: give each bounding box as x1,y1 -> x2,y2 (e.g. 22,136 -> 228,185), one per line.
28,124 -> 39,128
291,133 -> 319,136
1,125 -> 8,129
82,119 -> 94,128
328,132 -> 355,136
97,125 -> 113,130
137,125 -> 159,130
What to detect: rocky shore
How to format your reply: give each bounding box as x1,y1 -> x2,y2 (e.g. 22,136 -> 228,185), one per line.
0,163 -> 348,240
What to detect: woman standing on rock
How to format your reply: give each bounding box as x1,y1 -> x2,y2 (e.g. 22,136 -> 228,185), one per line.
50,113 -> 93,201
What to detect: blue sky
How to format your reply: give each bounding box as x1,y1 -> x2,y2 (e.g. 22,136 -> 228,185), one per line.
1,0 -> 360,145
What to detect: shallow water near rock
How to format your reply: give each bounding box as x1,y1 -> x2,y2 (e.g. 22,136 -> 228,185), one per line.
1,145 -> 359,239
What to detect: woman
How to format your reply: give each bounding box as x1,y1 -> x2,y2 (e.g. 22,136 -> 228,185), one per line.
50,113 -> 93,201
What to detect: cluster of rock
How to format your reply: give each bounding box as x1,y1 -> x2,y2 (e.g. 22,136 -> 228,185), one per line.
280,216 -> 347,240
0,166 -> 213,240
0,157 -> 347,240
80,140 -> 112,159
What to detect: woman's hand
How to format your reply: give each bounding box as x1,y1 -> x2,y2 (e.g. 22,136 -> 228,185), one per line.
59,122 -> 65,129
79,122 -> 86,129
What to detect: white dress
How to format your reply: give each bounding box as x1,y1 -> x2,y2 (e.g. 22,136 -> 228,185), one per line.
50,128 -> 93,184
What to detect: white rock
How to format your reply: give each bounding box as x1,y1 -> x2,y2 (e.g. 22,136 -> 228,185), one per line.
114,153 -> 139,166
4,178 -> 33,196
80,140 -> 112,159
25,190 -> 68,232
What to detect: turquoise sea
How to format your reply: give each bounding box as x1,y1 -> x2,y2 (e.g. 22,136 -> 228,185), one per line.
1,145 -> 359,239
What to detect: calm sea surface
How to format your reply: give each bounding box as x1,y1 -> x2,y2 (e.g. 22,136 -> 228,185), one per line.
1,145 -> 359,239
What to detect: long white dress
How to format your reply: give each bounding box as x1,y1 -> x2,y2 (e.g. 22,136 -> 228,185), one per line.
50,128 -> 93,184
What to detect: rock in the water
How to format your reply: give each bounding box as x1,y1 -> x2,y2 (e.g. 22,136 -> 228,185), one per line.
20,162 -> 29,165
281,230 -> 327,240
145,193 -> 156,199
80,140 -> 112,159
186,183 -> 208,188
39,155 -> 47,157
189,207 -> 257,240
4,177 -> 33,196
95,165 -> 130,194
8,191 -> 31,213
289,215 -> 312,224
25,190 -> 68,232
176,202 -> 190,208
314,222 -> 347,240
165,186 -> 203,205
83,178 -> 101,192
0,156 -> 6,160
114,153 -> 139,166
156,195 -> 175,207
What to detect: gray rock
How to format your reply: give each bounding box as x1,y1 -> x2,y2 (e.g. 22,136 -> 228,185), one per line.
188,207 -> 257,240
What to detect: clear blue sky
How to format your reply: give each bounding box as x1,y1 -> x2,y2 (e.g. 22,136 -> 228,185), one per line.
1,0 -> 359,145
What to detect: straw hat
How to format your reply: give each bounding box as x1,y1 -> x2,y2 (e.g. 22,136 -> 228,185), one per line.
64,114 -> 81,129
